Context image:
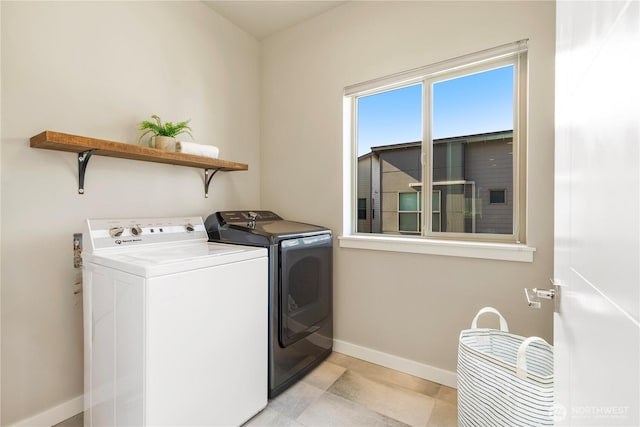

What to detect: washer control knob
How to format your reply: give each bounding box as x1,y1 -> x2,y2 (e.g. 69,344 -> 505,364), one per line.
185,223 -> 195,232
109,226 -> 124,238
131,225 -> 143,236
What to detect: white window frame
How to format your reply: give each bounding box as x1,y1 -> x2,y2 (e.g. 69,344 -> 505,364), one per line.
340,40 -> 535,262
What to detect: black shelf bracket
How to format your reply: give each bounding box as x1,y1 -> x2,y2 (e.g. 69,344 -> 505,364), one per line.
204,168 -> 221,198
78,149 -> 97,194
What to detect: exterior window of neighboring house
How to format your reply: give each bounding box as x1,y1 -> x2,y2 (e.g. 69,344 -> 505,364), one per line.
489,189 -> 507,204
398,192 -> 421,233
358,198 -> 367,220
432,191 -> 442,232
346,40 -> 528,244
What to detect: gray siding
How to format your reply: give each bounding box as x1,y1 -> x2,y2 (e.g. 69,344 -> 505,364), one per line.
433,141 -> 464,182
357,155 -> 382,233
357,156 -> 372,232
465,140 -> 513,234
371,156 -> 381,232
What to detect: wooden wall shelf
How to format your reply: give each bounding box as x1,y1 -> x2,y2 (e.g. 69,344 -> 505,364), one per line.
30,130 -> 248,197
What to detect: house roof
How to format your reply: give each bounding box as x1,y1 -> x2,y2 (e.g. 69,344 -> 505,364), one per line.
434,129 -> 513,145
370,140 -> 421,153
361,129 -> 513,160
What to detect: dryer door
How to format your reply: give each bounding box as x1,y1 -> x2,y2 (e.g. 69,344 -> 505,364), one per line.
278,234 -> 332,347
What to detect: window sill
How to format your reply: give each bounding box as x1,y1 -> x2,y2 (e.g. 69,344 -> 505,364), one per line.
338,234 -> 535,262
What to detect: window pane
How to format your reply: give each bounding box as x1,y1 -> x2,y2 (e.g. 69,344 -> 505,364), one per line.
490,189 -> 506,204
356,84 -> 422,235
399,213 -> 419,232
399,192 -> 418,211
432,213 -> 441,232
358,198 -> 367,220
432,191 -> 441,232
432,191 -> 441,212
431,66 -> 514,235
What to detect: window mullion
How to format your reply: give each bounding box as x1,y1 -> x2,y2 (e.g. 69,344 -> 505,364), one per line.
422,80 -> 432,237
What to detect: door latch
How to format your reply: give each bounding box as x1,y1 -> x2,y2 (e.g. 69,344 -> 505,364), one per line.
525,280 -> 562,312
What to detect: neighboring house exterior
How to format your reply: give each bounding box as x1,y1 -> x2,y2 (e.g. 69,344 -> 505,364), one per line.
357,130 -> 513,235
356,151 -> 381,233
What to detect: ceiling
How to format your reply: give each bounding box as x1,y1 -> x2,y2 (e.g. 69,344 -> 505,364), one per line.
202,1 -> 346,40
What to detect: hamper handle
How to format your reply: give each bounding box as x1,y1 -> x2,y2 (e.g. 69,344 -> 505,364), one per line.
471,307 -> 509,332
516,336 -> 550,379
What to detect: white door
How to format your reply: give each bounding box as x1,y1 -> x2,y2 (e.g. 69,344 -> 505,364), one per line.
554,1 -> 639,425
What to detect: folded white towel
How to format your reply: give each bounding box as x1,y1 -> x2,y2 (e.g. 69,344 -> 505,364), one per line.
175,141 -> 219,159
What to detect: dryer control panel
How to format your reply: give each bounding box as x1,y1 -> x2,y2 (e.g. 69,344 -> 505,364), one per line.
85,217 -> 207,252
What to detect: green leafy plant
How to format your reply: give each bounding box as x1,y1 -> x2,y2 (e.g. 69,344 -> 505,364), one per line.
138,115 -> 193,144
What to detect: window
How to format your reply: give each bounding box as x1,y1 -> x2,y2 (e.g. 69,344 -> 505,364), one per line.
398,192 -> 421,233
432,190 -> 441,232
358,198 -> 367,220
345,40 -> 528,244
489,189 -> 507,204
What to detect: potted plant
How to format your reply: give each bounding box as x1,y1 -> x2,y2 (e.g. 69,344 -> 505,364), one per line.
138,115 -> 193,150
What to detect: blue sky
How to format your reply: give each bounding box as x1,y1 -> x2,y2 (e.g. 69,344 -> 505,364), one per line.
357,65 -> 514,156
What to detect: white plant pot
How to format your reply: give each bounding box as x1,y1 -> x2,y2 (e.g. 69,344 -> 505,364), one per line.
153,136 -> 175,151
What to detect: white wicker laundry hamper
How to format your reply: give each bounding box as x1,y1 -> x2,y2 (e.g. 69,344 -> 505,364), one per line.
457,307 -> 554,427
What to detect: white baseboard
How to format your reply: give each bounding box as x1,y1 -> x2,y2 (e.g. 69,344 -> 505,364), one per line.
333,339 -> 458,389
8,395 -> 83,427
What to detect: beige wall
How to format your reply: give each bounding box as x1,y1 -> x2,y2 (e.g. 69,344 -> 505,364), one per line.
0,2 -> 260,425
261,0 -> 555,374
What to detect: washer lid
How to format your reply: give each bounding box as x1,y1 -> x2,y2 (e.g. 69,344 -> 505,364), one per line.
84,242 -> 267,277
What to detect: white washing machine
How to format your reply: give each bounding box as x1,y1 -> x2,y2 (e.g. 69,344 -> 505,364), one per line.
82,216 -> 268,427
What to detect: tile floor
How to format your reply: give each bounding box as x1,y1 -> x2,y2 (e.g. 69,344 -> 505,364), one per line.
54,352 -> 457,427
244,352 -> 457,427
